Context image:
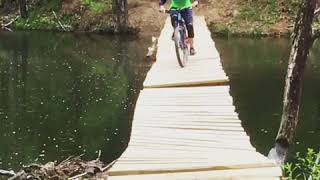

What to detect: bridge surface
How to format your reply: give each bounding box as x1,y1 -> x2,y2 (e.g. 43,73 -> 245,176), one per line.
108,17 -> 282,179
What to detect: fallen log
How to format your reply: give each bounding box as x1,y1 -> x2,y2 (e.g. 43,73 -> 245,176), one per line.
3,16 -> 20,27
0,169 -> 16,177
1,16 -> 19,31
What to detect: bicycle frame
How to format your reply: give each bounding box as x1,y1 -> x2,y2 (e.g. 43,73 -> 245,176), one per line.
171,10 -> 188,49
165,9 -> 189,67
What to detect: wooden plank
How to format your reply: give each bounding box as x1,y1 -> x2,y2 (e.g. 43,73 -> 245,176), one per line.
132,121 -> 242,127
130,135 -> 250,144
134,112 -> 239,118
134,105 -> 238,111
109,162 -> 278,176
133,113 -> 240,119
127,143 -> 255,152
130,133 -> 249,143
131,132 -> 250,141
127,142 -> 254,152
132,116 -> 242,122
131,124 -> 244,132
141,86 -> 230,93
108,167 -> 281,180
133,119 -> 242,124
131,126 -> 249,136
134,109 -> 239,116
118,151 -> 262,163
129,136 -> 253,146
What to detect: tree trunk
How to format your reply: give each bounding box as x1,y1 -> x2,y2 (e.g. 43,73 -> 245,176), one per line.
112,0 -> 128,33
269,0 -> 317,164
0,0 -> 12,13
18,0 -> 27,18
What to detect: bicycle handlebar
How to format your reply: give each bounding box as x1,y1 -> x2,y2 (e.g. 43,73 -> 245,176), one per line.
158,9 -> 170,13
159,5 -> 198,14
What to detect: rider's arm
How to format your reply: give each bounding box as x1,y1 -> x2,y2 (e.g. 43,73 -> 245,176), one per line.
159,0 -> 166,6
192,0 -> 199,7
159,0 -> 166,12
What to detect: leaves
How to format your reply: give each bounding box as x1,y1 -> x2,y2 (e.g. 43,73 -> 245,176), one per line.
283,148 -> 320,180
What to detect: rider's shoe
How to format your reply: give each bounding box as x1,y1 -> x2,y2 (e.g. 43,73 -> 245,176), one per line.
190,47 -> 196,55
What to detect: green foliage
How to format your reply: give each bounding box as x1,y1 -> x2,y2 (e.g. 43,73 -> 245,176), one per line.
283,0 -> 300,15
82,0 -> 110,13
14,13 -> 58,30
209,22 -> 230,37
238,1 -> 278,24
284,148 -> 320,180
90,2 -> 105,13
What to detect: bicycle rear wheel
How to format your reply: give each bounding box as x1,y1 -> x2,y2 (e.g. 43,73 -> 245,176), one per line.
174,27 -> 188,68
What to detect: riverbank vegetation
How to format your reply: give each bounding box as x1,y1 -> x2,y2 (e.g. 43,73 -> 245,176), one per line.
0,0 -> 131,33
0,0 -> 305,36
207,0 -> 300,36
284,148 -> 320,180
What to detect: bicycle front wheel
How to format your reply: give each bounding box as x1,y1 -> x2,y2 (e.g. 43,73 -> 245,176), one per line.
174,28 -> 188,68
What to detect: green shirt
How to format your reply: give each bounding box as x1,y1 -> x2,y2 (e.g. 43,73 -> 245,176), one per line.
170,0 -> 192,9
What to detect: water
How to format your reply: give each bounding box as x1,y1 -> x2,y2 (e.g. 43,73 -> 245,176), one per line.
0,31 -> 152,170
214,37 -> 320,158
1,32 -> 320,172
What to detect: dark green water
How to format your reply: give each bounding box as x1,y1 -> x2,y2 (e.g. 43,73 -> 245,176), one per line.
0,32 -> 319,172
0,31 -> 152,170
215,37 -> 320,158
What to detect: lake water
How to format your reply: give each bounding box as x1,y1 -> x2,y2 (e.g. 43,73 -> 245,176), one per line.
0,31 -> 152,170
215,37 -> 320,158
0,32 -> 319,172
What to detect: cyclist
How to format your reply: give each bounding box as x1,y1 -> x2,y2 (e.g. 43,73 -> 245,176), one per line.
159,0 -> 199,55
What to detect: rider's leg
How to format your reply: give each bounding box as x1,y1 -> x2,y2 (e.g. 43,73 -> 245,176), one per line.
186,24 -> 194,47
181,8 -> 196,55
170,9 -> 178,40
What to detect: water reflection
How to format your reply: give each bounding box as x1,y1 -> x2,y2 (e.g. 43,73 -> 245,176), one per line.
0,31 -> 151,170
215,37 -> 320,158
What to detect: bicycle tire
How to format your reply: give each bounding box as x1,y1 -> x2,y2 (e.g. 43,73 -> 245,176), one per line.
174,27 -> 188,68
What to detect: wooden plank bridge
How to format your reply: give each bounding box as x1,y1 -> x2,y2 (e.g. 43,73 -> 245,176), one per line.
108,17 -> 282,179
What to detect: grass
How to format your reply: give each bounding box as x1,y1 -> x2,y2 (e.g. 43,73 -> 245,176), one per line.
238,0 -> 278,25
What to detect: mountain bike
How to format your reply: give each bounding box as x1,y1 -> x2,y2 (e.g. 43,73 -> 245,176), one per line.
166,9 -> 189,68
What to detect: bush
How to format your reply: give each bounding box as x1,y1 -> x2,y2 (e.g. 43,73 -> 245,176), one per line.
284,148 -> 320,180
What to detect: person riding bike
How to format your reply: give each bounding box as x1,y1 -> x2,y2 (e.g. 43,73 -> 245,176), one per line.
159,0 -> 199,55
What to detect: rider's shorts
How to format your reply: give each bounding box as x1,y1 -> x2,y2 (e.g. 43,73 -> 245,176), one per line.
169,8 -> 193,26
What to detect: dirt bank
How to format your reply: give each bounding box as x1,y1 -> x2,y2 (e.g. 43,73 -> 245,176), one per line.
129,0 -> 294,37
1,0 -> 296,36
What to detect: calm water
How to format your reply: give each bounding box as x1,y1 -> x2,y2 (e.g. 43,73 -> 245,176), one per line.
215,37 -> 320,158
0,31 -> 152,170
0,33 -> 320,172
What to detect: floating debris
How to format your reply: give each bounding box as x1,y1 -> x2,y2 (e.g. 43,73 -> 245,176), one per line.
1,153 -> 115,180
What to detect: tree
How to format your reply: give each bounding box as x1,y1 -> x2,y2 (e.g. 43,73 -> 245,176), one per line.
269,0 -> 320,164
112,0 -> 128,33
18,0 -> 27,18
1,0 -> 9,11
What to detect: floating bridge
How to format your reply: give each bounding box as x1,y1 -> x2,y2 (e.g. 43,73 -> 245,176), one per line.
107,17 -> 282,180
